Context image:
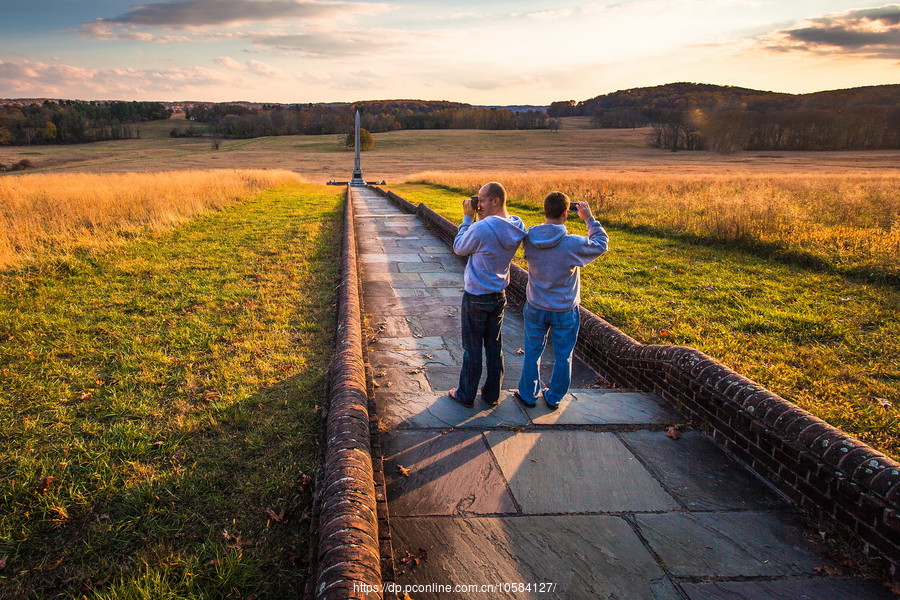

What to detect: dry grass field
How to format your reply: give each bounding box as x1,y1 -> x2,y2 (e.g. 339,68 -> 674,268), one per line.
0,169 -> 302,270
406,170 -> 900,283
1,117 -> 898,182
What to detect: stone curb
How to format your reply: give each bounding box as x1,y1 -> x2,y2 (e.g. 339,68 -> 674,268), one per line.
371,185 -> 900,580
312,186 -> 382,600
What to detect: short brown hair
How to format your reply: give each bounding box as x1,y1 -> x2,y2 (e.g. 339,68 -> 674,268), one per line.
483,181 -> 506,204
544,191 -> 569,219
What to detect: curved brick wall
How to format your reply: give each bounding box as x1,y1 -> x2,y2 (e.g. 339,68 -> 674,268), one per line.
313,186 -> 382,600
374,185 -> 900,580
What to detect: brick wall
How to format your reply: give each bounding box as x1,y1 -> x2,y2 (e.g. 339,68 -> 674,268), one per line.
312,186 -> 383,600
375,186 -> 900,580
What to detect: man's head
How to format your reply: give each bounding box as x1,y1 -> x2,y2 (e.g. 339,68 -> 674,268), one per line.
544,191 -> 570,221
477,182 -> 507,217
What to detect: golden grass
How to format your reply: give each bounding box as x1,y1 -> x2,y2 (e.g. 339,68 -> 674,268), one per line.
0,169 -> 304,269
407,170 -> 900,281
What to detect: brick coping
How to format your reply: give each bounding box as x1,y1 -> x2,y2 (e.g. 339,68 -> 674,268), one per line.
310,186 -> 382,600
371,185 -> 900,581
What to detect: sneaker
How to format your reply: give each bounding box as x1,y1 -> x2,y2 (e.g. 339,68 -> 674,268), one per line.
513,390 -> 536,408
542,389 -> 560,410
448,388 -> 474,408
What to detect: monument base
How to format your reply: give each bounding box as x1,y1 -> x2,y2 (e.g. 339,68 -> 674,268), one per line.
349,171 -> 366,186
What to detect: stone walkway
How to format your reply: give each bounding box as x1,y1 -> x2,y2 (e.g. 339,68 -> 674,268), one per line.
352,187 -> 893,600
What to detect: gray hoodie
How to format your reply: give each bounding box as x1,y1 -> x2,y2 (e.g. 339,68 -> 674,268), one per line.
453,214 -> 527,295
523,217 -> 608,311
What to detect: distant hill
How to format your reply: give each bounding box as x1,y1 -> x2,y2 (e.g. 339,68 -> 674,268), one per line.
549,82 -> 900,152
549,82 -> 900,117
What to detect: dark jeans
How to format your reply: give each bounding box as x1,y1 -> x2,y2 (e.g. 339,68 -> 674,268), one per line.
457,291 -> 507,404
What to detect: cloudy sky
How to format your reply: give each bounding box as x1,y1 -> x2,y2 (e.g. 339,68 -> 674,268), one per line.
1,1 -> 898,103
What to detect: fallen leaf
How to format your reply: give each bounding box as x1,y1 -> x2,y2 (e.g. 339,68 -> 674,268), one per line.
373,381 -> 381,388
80,392 -> 92,400
46,557 -> 64,570
264,508 -> 285,523
36,475 -> 57,494
0,555 -> 7,570
875,397 -> 893,409
408,368 -> 424,374
676,268 -> 686,274
202,391 -> 219,400
666,426 -> 682,440
397,465 -> 411,477
515,348 -> 525,355
375,371 -> 386,378
398,548 -> 428,566
423,353 -> 433,359
298,471 -> 312,491
659,330 -> 672,336
413,334 -> 423,338
386,381 -> 393,387
51,506 -> 69,520
813,565 -> 843,577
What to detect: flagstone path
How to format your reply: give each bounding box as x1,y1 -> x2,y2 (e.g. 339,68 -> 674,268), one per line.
351,186 -> 893,600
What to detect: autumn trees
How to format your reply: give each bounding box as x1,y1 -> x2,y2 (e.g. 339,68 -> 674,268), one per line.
0,100 -> 172,145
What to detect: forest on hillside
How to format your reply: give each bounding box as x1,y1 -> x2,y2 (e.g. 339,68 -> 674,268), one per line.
549,83 -> 900,152
178,100 -> 549,139
0,100 -> 172,145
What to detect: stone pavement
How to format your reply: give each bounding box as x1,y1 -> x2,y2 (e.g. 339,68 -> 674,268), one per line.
351,187 -> 894,600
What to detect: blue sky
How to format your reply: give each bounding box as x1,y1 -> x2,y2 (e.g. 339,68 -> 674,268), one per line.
1,1 -> 898,103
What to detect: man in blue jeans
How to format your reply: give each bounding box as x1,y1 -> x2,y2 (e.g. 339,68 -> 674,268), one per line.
449,182 -> 527,407
515,192 -> 608,409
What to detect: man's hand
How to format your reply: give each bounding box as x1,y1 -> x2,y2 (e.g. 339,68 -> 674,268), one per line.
463,197 -> 476,217
576,201 -> 593,221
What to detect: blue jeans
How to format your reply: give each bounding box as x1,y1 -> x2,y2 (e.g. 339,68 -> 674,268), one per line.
518,303 -> 580,406
458,291 -> 506,404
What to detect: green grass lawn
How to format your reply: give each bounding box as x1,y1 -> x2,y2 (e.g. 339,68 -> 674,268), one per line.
0,184 -> 343,598
392,183 -> 900,460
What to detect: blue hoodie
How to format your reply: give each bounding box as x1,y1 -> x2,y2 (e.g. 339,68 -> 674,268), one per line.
453,214 -> 527,295
523,217 -> 608,311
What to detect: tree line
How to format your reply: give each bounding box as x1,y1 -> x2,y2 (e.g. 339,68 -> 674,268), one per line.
0,100 -> 172,145
177,101 -> 549,139
550,83 -> 900,152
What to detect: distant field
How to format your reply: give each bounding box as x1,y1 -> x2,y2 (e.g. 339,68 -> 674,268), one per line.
0,182 -> 342,597
2,117 -> 899,182
391,182 -> 900,461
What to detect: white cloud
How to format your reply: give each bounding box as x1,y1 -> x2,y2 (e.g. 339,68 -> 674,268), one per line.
215,56 -> 289,78
0,59 -> 237,97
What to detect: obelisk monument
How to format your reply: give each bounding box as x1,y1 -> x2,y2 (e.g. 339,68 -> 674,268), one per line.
350,109 -> 365,186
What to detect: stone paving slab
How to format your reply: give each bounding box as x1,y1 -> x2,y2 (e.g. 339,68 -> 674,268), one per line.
372,368 -> 432,394
379,391 -> 529,429
368,348 -> 456,368
384,430 -> 517,515
621,430 -> 788,510
522,390 -> 682,426
634,511 -> 827,577
485,430 -> 679,513
397,262 -> 452,273
681,578 -> 897,600
391,515 -> 681,600
419,272 -> 467,287
371,335 -> 446,352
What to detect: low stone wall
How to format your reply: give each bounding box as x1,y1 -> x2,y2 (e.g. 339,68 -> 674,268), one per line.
312,186 -> 382,600
373,185 -> 900,581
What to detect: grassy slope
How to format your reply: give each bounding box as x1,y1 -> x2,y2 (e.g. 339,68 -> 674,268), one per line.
0,184 -> 342,598
392,183 -> 900,460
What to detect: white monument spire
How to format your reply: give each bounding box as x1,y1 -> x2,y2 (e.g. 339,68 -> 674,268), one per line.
350,109 -> 365,186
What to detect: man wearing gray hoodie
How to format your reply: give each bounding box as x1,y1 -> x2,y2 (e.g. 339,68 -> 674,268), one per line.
516,191 -> 608,409
450,182 -> 527,407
